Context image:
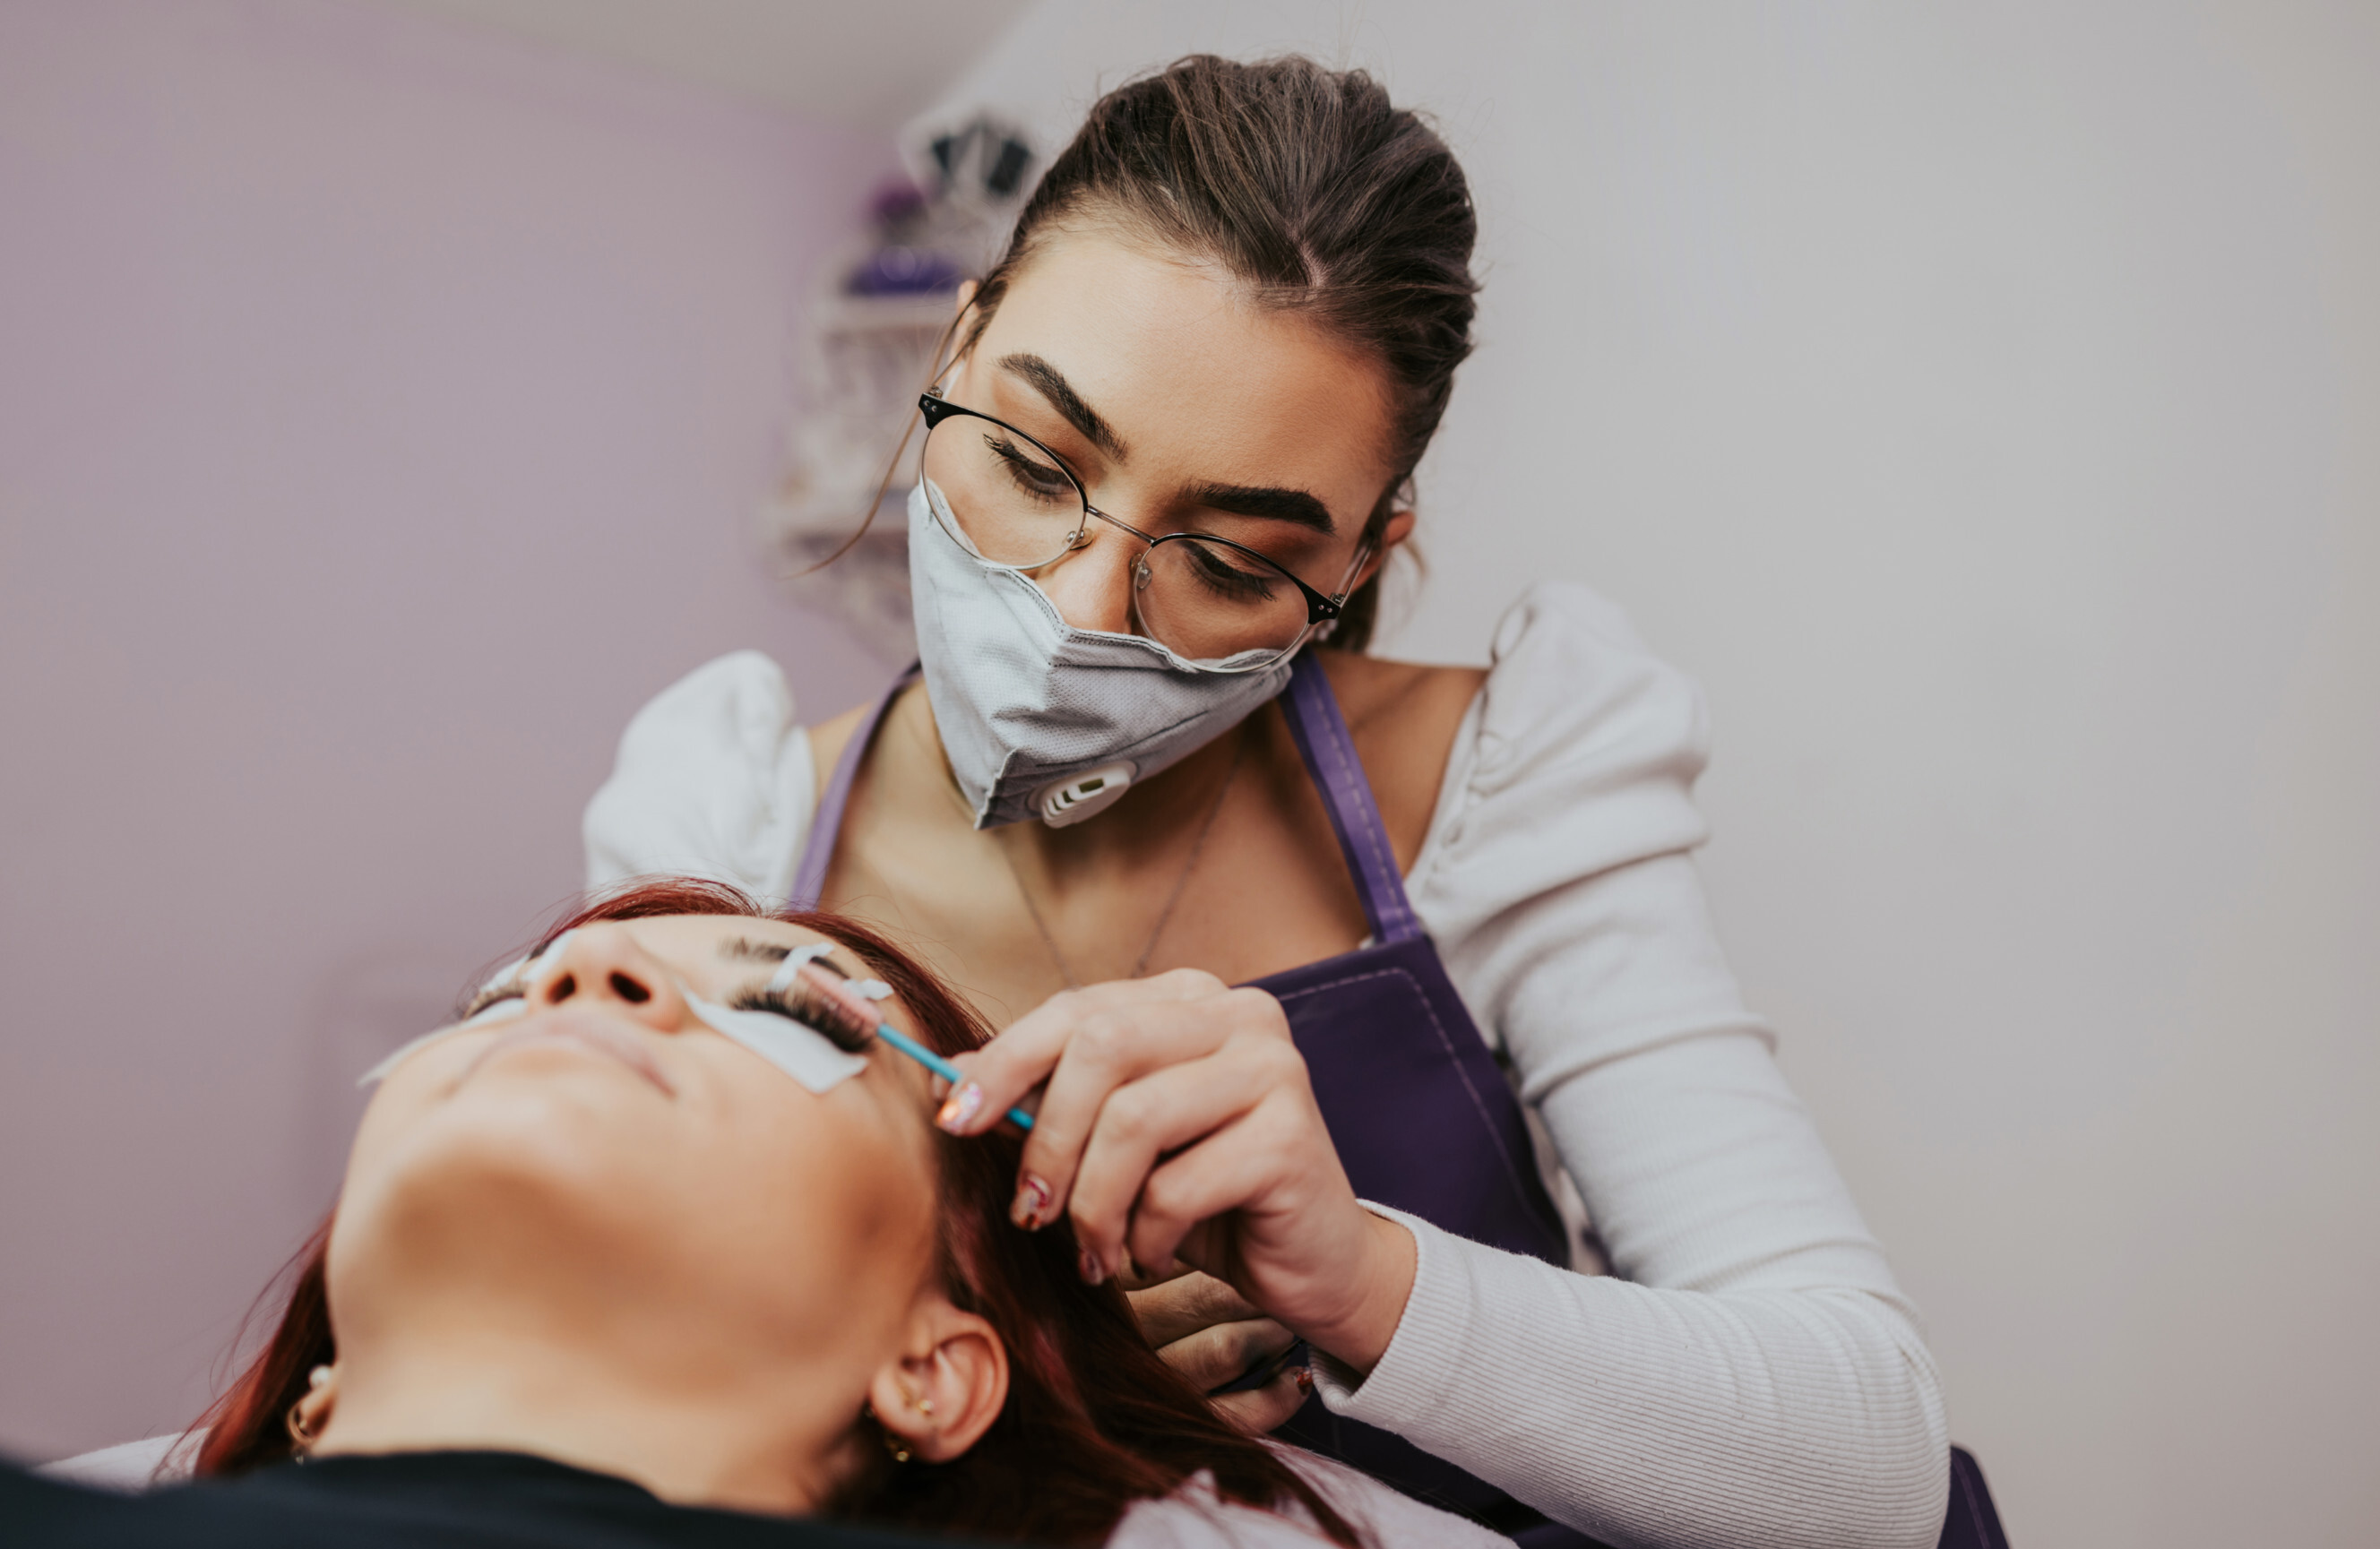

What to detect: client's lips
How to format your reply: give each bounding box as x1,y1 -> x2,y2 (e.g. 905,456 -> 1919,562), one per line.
461,1007 -> 675,1096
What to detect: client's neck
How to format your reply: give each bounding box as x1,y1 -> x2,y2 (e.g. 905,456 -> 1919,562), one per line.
314,1319 -> 864,1516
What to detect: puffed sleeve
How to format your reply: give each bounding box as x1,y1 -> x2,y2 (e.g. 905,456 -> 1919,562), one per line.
582,651 -> 815,907
1310,583 -> 1949,1549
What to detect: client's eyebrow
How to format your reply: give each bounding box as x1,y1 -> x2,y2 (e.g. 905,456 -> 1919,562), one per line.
719,936 -> 868,983
999,353 -> 1128,461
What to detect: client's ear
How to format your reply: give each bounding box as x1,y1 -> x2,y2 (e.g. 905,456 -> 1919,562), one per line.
289,1364 -> 338,1451
868,1299 -> 1007,1464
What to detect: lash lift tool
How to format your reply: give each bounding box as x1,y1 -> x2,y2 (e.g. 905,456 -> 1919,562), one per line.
760,945 -> 1037,1131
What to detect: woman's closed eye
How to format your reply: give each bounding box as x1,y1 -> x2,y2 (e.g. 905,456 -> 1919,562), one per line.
985,433 -> 1079,506
1182,539 -> 1281,603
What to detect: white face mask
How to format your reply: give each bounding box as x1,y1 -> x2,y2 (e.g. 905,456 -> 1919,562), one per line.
907,481 -> 1295,830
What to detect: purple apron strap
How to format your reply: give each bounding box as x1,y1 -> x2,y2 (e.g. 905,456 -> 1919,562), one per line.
1278,652 -> 1424,946
786,667 -> 917,910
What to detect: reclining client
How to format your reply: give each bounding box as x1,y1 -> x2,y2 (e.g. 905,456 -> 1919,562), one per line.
5,879 -> 1505,1549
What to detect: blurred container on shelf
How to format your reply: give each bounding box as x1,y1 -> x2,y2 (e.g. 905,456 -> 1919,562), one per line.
761,116 -> 1034,663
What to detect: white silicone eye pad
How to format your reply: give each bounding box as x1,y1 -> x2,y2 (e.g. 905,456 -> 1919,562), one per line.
356,939 -> 563,1088
354,995 -> 523,1087
686,991 -> 869,1095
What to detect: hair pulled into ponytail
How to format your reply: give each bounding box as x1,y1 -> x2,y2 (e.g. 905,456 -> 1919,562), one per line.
966,56 -> 1480,651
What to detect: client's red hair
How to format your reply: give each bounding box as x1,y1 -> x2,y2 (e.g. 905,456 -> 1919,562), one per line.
192,878 -> 1358,1547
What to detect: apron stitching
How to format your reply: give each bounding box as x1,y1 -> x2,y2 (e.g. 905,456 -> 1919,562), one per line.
1272,966 -> 1545,1210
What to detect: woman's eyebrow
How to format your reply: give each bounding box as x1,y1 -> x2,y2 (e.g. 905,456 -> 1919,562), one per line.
998,353 -> 1129,460
1183,479 -> 1337,535
996,354 -> 1338,535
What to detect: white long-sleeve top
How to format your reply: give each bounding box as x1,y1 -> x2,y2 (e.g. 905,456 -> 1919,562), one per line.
582,582 -> 1950,1549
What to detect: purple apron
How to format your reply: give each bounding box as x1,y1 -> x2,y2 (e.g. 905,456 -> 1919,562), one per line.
790,656 -> 2006,1549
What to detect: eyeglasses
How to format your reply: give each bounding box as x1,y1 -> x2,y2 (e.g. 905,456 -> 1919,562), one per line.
916,390 -> 1366,671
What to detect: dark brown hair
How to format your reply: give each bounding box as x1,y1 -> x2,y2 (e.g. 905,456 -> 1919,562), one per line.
937,54 -> 1478,651
193,879 -> 1356,1547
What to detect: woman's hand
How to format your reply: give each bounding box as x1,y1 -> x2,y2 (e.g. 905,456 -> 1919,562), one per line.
1124,1263 -> 1308,1433
937,971 -> 1417,1375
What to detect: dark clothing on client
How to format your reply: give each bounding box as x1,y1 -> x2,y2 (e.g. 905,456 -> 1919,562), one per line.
1,1451 -> 979,1549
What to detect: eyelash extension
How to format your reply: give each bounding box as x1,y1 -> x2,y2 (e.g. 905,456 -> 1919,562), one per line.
728,958 -> 1041,1133
726,979 -> 875,1054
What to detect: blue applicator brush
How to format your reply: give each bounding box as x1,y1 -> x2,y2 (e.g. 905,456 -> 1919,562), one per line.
776,955 -> 1036,1131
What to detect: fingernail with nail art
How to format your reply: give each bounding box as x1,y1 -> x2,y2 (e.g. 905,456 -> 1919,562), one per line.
936,1082 -> 985,1132
1010,1173 -> 1052,1230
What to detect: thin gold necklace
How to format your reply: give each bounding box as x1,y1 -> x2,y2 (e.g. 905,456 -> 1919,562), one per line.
999,730 -> 1248,988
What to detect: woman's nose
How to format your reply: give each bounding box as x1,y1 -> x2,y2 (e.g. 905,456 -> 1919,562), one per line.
1030,523 -> 1140,635
530,924 -> 687,1032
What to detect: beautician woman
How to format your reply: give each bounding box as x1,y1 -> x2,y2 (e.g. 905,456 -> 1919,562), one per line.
588,56 -> 1947,1549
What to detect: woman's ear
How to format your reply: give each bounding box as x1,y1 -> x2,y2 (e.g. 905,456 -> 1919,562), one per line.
868,1300 -> 1008,1464
1352,508 -> 1417,590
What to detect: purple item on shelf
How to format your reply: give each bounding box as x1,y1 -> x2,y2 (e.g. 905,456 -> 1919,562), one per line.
847,246 -> 962,297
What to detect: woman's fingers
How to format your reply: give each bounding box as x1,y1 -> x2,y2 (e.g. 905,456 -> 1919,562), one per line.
1065,1037 -> 1310,1277
1208,1363 -> 1313,1436
937,970 -> 1234,1137
1129,1264 -> 1310,1436
1121,1091 -> 1346,1281
1126,1269 -> 1263,1347
1009,998 -> 1256,1226
1116,1255 -> 1202,1294
1152,1315 -> 1298,1393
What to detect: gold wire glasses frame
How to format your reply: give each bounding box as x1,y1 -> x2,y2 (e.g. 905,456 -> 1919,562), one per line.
915,389 -> 1368,672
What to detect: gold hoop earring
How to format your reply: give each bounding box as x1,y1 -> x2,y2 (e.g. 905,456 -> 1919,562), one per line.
881,1428 -> 912,1465
286,1364 -> 332,1457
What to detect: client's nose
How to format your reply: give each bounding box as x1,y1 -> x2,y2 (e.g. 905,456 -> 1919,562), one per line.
531,925 -> 686,1031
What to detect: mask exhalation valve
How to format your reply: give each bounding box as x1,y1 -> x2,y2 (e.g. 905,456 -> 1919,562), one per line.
1034,762 -> 1137,828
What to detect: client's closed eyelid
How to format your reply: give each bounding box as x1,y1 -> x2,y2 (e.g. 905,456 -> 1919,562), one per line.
459,982 -> 526,1021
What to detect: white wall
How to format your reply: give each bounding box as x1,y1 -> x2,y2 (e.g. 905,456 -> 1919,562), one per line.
932,4 -> 2380,1545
